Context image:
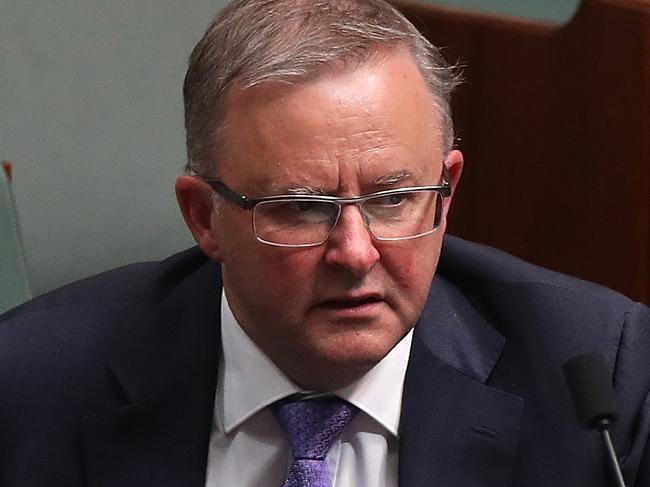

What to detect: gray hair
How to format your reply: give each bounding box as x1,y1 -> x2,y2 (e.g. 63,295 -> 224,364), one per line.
183,0 -> 461,176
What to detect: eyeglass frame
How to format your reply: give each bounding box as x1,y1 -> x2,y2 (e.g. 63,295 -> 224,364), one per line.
202,164 -> 452,247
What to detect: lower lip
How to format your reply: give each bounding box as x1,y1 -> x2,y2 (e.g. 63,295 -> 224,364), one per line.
315,300 -> 385,321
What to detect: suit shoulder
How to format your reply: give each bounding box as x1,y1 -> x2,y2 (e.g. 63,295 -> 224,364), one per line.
439,235 -> 635,309
0,247 -> 217,411
0,246 -> 212,327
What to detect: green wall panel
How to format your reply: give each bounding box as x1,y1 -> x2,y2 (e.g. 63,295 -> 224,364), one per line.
422,0 -> 580,23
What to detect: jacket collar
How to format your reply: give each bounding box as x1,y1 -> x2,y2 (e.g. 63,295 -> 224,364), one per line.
107,259 -> 222,404
82,251 -> 222,487
399,274 -> 523,487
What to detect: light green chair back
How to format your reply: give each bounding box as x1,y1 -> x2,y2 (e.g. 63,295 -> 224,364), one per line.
1,162 -> 32,314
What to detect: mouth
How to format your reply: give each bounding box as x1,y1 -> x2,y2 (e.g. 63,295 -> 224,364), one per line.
317,294 -> 385,310
320,297 -> 381,309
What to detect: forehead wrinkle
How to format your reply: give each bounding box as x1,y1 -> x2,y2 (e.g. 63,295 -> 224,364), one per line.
331,126 -> 389,145
327,122 -> 410,165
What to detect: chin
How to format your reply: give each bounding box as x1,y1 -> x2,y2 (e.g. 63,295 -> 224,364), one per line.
315,331 -> 404,369
286,338 -> 402,391
277,323 -> 411,390
297,353 -> 383,391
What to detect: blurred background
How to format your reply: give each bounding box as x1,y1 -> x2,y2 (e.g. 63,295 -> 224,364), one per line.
4,0 -> 648,311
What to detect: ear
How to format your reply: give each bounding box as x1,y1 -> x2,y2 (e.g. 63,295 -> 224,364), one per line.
175,175 -> 223,262
442,149 -> 464,220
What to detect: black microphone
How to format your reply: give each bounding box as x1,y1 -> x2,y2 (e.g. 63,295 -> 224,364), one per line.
563,352 -> 626,487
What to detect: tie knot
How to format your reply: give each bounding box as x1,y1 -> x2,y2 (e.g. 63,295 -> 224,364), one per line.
272,396 -> 359,460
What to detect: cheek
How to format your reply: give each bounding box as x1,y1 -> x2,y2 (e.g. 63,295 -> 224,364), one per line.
223,247 -> 324,329
256,247 -> 322,278
239,247 -> 324,302
380,239 -> 441,295
387,255 -> 418,289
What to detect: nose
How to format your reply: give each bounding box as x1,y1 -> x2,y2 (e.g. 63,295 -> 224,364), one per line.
323,205 -> 380,277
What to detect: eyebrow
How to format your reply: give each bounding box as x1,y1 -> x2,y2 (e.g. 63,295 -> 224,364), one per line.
286,185 -> 327,196
374,170 -> 414,187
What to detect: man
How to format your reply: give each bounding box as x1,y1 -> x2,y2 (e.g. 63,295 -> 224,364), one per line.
1,0 -> 649,486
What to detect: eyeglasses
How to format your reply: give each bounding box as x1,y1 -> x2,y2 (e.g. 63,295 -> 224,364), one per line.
203,165 -> 451,248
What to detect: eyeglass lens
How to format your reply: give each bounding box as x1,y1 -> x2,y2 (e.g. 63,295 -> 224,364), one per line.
252,190 -> 443,246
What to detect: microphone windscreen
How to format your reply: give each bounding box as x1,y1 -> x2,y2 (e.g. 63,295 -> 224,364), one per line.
563,352 -> 619,430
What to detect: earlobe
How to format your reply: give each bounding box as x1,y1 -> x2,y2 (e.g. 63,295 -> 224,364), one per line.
175,175 -> 223,261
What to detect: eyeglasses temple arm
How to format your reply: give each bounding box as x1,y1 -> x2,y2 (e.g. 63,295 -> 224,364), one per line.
204,179 -> 255,209
440,163 -> 452,197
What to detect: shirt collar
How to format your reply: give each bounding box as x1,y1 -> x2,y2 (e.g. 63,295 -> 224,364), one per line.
217,289 -> 412,438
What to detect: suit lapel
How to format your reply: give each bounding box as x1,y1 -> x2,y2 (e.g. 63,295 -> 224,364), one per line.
399,276 -> 524,487
81,256 -> 222,487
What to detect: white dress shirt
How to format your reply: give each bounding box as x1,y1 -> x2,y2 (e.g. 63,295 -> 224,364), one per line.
205,290 -> 413,487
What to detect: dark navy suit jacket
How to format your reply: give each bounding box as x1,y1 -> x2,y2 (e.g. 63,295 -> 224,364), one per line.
1,236 -> 649,486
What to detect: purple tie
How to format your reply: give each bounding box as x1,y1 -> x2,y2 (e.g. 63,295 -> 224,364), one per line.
272,395 -> 359,487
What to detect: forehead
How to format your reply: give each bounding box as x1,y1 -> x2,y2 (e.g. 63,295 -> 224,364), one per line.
218,50 -> 442,194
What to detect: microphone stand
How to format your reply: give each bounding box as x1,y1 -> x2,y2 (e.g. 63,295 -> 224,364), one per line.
597,419 -> 626,487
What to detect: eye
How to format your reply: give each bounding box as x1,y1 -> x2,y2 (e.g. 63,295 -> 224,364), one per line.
259,200 -> 335,224
386,194 -> 407,206
287,201 -> 320,212
371,193 -> 410,207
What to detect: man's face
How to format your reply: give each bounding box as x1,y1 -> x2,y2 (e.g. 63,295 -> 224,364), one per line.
202,50 -> 461,390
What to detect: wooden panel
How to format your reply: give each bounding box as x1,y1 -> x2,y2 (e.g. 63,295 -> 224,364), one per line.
392,0 -> 650,303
